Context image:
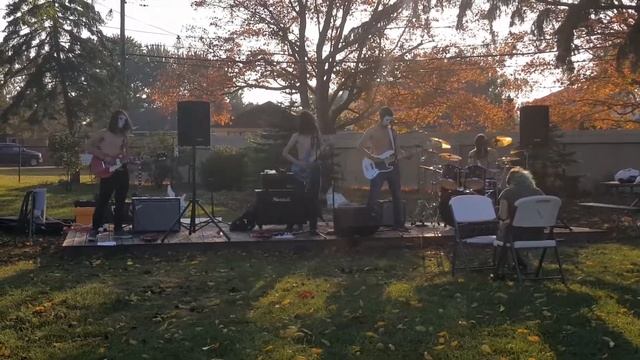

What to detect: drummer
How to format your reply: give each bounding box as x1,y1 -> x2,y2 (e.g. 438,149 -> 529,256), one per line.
468,133 -> 498,170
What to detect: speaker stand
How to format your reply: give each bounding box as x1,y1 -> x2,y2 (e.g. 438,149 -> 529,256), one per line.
160,146 -> 230,243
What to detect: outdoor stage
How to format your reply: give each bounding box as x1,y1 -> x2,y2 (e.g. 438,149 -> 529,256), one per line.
62,219 -> 606,249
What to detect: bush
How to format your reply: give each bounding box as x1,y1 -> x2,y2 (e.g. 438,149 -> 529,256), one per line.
49,132 -> 82,187
200,147 -> 247,191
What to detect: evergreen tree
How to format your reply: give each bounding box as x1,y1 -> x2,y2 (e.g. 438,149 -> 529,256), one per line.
0,0 -> 117,135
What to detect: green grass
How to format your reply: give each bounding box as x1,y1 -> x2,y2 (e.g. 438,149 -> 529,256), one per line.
0,169 -> 252,220
1,242 -> 640,359
1,172 -> 640,359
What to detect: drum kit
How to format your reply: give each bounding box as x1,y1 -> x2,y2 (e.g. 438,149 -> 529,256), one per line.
418,135 -> 519,226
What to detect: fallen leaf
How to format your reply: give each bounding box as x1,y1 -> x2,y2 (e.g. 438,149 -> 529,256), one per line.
310,348 -> 323,355
388,344 -> 396,351
527,335 -> 541,343
498,304 -> 506,312
365,331 -> 379,338
516,328 -> 529,335
423,351 -> 434,359
481,344 -> 492,354
376,343 -> 385,350
542,310 -> 552,317
433,345 -> 445,350
415,325 -> 426,332
320,339 -> 331,347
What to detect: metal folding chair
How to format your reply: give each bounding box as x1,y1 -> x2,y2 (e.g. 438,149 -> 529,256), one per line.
449,195 -> 498,276
494,195 -> 566,284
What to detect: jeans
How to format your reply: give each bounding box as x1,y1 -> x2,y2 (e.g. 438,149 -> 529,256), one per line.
367,166 -> 403,228
292,163 -> 321,231
92,167 -> 129,231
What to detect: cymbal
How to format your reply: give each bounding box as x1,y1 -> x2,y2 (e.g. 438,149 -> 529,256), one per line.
494,136 -> 513,148
430,137 -> 451,149
420,165 -> 442,173
439,153 -> 462,161
510,149 -> 525,155
498,156 -> 520,162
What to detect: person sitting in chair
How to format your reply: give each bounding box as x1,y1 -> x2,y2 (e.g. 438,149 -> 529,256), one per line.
496,167 -> 545,274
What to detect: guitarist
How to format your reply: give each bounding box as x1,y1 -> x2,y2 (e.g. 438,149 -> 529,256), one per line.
358,107 -> 408,232
282,110 -> 323,234
86,110 -> 132,241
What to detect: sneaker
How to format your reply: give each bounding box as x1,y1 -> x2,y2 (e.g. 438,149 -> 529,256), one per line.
87,229 -> 98,242
113,230 -> 132,239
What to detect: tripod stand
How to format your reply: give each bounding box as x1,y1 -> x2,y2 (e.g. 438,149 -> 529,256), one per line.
161,146 -> 230,243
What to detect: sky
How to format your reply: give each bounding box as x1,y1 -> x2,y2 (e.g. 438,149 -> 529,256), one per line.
0,0 -> 562,105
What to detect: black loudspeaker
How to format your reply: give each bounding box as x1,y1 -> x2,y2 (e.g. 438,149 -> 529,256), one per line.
255,189 -> 306,226
132,197 -> 181,232
519,105 -> 549,147
376,200 -> 406,227
177,101 -> 211,147
333,205 -> 379,237
260,170 -> 295,190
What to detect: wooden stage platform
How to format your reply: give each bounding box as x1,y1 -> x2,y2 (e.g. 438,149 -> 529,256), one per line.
62,219 -> 606,250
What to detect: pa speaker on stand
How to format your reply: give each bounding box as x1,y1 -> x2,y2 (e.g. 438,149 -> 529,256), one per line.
161,100 -> 230,242
519,105 -> 549,148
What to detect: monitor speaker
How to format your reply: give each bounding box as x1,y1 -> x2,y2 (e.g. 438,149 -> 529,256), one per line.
333,205 -> 379,237
132,197 -> 181,232
519,105 -> 549,147
177,101 -> 211,147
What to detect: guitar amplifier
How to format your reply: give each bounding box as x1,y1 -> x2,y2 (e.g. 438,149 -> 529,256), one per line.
260,170 -> 295,190
255,189 -> 306,226
333,205 -> 379,237
132,197 -> 181,232
376,199 -> 407,227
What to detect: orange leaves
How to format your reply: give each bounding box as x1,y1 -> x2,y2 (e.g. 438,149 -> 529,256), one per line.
148,54 -> 234,126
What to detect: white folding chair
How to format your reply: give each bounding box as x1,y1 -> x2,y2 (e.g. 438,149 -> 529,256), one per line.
494,195 -> 566,284
449,195 -> 498,276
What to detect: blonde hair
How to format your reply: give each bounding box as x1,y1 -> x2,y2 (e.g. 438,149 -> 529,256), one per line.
506,166 -> 536,188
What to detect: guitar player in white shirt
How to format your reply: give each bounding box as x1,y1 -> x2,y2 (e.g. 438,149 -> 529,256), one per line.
358,107 -> 408,232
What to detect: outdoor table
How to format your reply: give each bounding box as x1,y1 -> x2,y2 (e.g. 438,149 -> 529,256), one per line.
600,181 -> 639,196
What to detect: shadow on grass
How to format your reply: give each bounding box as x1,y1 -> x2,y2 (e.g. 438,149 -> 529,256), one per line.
2,242 -> 640,359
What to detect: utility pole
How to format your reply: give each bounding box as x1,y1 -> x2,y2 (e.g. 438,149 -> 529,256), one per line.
120,0 -> 127,109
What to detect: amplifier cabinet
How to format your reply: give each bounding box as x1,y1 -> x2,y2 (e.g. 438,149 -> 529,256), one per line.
376,199 -> 407,227
132,197 -> 181,233
255,189 -> 306,226
333,205 -> 379,237
260,170 -> 295,190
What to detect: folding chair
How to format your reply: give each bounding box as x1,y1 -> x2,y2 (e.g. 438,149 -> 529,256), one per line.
494,195 -> 566,284
449,195 -> 498,276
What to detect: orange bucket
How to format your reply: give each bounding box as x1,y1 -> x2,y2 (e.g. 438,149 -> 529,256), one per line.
73,207 -> 95,225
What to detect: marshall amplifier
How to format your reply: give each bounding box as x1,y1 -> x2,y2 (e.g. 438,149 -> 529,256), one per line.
132,197 -> 181,233
333,205 -> 379,237
260,170 -> 295,190
254,189 -> 306,226
376,199 -> 407,227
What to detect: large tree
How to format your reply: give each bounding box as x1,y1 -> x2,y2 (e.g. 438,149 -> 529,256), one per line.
352,46 -> 521,132
192,0 -> 431,133
0,0 -> 116,135
452,0 -> 639,72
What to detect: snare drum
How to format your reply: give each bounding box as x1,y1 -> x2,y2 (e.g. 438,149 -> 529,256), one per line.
439,164 -> 460,191
463,165 -> 487,191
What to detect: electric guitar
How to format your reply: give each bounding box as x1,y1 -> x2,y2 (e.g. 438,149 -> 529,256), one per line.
90,156 -> 125,178
362,149 -> 418,180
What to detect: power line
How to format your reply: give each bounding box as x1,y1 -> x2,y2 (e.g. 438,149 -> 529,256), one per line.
93,0 -> 179,37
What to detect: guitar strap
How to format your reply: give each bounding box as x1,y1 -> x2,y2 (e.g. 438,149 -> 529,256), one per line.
387,126 -> 398,163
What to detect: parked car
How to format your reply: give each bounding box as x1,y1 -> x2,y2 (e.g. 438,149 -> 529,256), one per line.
0,143 -> 43,166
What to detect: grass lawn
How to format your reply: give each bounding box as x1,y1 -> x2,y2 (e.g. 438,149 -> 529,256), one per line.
1,172 -> 640,359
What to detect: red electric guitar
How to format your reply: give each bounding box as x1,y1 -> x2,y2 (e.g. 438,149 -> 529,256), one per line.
89,156 -> 125,178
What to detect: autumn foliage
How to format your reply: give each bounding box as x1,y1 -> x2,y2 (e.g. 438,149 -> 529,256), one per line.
148,53 -> 235,126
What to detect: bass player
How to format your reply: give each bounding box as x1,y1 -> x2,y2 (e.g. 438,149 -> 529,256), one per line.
358,107 -> 408,232
86,110 -> 132,241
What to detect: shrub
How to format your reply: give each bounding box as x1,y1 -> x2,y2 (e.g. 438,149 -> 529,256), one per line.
49,132 -> 82,187
200,146 -> 247,191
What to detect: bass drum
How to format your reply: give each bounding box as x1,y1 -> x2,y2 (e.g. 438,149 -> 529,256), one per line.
438,188 -> 474,226
463,165 -> 487,191
438,164 -> 460,191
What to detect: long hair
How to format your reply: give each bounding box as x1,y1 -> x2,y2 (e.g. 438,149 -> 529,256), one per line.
506,166 -> 537,188
297,110 -> 320,148
107,109 -> 132,134
474,133 -> 488,159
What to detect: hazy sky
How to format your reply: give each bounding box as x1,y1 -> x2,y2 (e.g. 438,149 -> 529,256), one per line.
0,0 -> 561,104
